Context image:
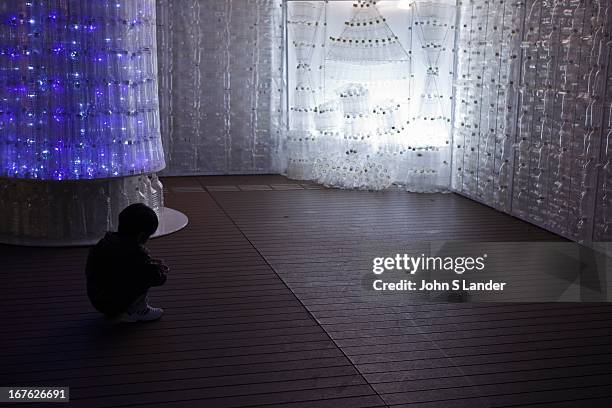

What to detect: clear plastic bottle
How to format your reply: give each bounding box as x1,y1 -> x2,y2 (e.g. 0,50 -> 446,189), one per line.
114,178 -> 131,229
69,189 -> 87,239
133,177 -> 148,205
10,184 -> 21,236
142,174 -> 153,208
0,183 -> 9,234
28,185 -> 45,238
151,173 -> 165,216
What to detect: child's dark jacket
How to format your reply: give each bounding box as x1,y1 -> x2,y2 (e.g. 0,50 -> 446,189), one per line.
86,232 -> 167,316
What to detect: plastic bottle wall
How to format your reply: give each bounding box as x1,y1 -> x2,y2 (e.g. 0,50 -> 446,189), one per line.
0,0 -> 165,180
452,0 -> 612,243
284,0 -> 456,191
0,174 -> 164,242
156,0 -> 285,175
593,2 -> 612,242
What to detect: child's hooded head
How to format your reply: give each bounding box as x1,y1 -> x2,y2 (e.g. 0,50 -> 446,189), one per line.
118,203 -> 159,244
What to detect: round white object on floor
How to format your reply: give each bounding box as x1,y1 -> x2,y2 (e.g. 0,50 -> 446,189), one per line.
0,208 -> 188,248
151,207 -> 189,239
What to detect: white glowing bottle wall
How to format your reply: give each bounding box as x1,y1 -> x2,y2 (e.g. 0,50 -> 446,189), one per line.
285,0 -> 457,191
452,0 -> 612,243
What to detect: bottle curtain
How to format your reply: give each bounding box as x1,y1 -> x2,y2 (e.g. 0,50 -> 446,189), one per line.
284,0 -> 456,191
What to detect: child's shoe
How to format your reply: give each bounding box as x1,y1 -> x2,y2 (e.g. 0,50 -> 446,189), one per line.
120,306 -> 164,323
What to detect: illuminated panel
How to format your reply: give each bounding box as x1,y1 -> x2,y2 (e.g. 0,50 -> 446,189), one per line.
285,0 -> 456,191
0,0 -> 164,180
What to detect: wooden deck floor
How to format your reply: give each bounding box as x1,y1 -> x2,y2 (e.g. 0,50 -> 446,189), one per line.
1,175 -> 612,407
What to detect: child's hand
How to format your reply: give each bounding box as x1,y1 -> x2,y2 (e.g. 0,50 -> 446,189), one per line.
150,259 -> 169,273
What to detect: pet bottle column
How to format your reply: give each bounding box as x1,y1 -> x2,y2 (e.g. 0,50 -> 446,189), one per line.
0,0 -> 186,246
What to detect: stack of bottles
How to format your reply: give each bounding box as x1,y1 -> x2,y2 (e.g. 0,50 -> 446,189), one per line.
0,174 -> 164,240
452,0 -> 612,243
313,1 -> 410,189
594,59 -> 612,241
0,0 -> 165,180
137,0 -> 286,175
286,0 -> 455,191
452,0 -> 523,210
286,1 -> 324,179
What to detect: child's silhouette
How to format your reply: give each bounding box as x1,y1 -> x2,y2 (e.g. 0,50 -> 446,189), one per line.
86,203 -> 168,322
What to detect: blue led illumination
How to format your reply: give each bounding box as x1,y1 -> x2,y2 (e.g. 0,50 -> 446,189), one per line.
0,0 -> 164,180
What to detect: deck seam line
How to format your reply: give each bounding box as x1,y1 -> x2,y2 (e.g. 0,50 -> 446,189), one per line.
203,187 -> 390,408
